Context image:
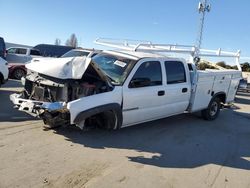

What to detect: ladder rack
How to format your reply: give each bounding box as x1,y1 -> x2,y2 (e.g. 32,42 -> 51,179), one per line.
95,38 -> 197,54
94,38 -> 242,70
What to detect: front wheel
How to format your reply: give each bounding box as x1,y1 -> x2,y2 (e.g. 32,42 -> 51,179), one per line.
201,97 -> 221,121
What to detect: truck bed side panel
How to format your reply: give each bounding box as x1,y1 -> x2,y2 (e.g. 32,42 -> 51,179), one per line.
190,75 -> 214,112
226,73 -> 241,102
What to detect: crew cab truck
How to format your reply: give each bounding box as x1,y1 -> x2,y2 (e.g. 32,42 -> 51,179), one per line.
10,39 -> 242,129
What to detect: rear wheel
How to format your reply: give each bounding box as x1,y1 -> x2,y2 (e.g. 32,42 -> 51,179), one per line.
201,97 -> 221,120
13,68 -> 26,80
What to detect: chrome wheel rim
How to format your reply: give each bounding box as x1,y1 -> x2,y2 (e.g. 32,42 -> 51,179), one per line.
210,101 -> 218,116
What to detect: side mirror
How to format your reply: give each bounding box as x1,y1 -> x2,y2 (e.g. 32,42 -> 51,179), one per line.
129,77 -> 151,88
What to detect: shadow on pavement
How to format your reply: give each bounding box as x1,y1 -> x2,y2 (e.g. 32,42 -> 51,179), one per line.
0,81 -> 38,122
235,96 -> 250,105
236,92 -> 250,97
54,110 -> 250,170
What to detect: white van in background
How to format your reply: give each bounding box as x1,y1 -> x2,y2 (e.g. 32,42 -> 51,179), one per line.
6,47 -> 41,64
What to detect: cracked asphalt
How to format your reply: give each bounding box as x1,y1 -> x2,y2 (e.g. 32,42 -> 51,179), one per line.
0,80 -> 250,188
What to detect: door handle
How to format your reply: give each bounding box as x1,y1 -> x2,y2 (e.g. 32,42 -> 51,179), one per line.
182,88 -> 188,93
158,90 -> 165,96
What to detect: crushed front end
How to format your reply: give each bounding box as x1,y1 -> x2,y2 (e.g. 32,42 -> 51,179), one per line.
10,72 -> 71,128
10,65 -> 110,128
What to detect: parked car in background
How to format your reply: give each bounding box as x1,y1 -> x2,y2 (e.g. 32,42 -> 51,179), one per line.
0,37 -> 6,59
0,57 -> 9,87
6,47 -> 41,79
238,78 -> 250,93
34,44 -> 74,57
61,48 -> 101,58
8,63 -> 26,80
6,47 -> 41,64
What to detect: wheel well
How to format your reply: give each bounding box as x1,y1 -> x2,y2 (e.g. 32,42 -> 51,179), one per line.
214,93 -> 226,104
86,110 -> 118,129
74,103 -> 123,130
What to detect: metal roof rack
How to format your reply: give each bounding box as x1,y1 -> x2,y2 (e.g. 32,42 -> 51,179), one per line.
94,38 -> 242,70
95,38 -> 197,54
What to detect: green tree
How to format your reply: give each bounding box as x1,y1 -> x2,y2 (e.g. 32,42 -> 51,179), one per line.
241,62 -> 250,72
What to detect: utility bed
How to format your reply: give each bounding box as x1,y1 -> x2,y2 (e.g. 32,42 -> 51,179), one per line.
190,69 -> 242,112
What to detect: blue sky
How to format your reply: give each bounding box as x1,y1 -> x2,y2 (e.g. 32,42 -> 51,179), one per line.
1,0 -> 250,58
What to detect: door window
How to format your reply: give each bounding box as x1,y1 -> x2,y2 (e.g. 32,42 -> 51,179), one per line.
7,48 -> 17,54
165,61 -> 186,84
16,48 -> 27,55
129,61 -> 162,88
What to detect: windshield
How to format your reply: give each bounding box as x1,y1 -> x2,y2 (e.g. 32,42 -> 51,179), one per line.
61,50 -> 90,58
92,53 -> 136,84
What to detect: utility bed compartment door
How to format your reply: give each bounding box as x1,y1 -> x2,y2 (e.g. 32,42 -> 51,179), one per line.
212,74 -> 231,95
191,75 -> 214,112
227,73 -> 241,102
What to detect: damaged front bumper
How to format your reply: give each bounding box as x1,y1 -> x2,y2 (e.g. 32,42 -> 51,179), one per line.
10,93 -> 70,127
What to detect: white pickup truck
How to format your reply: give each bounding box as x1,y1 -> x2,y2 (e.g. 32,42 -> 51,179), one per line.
10,39 -> 242,129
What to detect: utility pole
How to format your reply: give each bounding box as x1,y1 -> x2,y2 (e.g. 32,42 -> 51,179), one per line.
196,0 -> 211,50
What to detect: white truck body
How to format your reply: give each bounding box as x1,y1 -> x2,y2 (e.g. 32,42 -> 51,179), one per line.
10,39 -> 242,129
0,57 -> 9,86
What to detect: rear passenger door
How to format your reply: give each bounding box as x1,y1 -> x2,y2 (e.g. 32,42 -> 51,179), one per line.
122,60 -> 166,126
163,61 -> 191,115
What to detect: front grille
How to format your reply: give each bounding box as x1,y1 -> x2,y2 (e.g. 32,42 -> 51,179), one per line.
33,86 -> 45,101
24,80 -> 65,102
32,85 -> 62,102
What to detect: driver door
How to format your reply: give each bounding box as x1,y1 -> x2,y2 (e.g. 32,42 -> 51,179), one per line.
122,60 -> 166,127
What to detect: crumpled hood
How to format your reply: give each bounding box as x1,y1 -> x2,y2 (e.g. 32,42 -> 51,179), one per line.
26,56 -> 91,79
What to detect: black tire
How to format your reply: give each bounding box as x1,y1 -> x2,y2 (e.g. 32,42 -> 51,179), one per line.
0,73 -> 3,87
13,68 -> 26,80
201,97 -> 221,121
87,110 -> 119,130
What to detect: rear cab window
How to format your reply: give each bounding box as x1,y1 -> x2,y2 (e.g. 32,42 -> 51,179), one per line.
165,61 -> 186,84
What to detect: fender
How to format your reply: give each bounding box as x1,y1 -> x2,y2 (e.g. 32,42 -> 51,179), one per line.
73,103 -> 123,129
210,91 -> 226,104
